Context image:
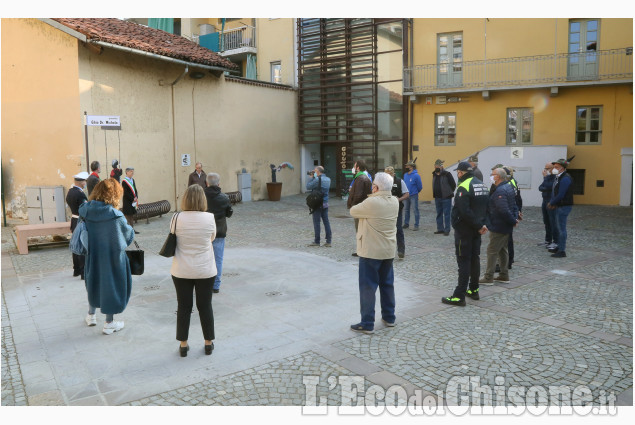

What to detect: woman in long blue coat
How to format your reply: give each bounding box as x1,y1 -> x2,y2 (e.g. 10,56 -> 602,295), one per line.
79,178 -> 135,335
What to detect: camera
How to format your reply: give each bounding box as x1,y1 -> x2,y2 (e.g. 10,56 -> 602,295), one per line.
307,171 -> 315,176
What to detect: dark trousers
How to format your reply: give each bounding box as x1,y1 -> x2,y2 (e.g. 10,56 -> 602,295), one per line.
508,230 -> 515,265
358,257 -> 395,329
172,275 -> 216,341
124,214 -> 134,228
541,200 -> 553,243
312,206 -> 332,244
70,217 -> 85,277
396,207 -> 405,254
452,229 -> 482,300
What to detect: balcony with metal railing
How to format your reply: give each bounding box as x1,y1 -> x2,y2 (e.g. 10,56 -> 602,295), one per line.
404,48 -> 633,95
220,25 -> 256,56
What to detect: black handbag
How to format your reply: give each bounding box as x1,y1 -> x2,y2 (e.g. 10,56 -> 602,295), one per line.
159,213 -> 179,258
126,241 -> 144,275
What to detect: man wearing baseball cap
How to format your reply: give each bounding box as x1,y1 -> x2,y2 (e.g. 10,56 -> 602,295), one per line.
547,159 -> 574,258
441,162 -> 489,306
66,171 -> 89,278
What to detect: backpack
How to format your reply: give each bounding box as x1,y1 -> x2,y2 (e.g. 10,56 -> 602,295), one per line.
306,175 -> 323,214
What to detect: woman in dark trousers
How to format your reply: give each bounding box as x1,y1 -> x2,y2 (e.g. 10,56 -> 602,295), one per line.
170,184 -> 217,357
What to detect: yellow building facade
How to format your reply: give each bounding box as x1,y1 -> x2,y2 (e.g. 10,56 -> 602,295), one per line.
407,18 -> 633,206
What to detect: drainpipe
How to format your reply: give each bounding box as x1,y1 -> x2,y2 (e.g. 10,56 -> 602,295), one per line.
161,66 -> 189,211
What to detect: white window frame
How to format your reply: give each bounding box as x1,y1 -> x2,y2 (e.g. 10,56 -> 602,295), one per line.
270,61 -> 282,84
506,107 -> 534,145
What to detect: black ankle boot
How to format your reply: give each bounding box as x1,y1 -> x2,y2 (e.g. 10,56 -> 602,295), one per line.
179,345 -> 189,357
205,343 -> 214,355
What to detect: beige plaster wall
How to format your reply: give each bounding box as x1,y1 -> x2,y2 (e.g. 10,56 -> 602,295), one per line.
1,18 -> 84,219
256,18 -> 296,86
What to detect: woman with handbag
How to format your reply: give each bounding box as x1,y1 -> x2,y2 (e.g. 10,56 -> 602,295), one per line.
79,178 -> 135,335
170,184 -> 217,357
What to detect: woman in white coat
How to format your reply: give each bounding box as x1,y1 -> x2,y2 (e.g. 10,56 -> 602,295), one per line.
171,184 -> 217,357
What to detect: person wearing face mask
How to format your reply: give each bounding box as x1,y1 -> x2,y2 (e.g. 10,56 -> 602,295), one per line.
402,160 -> 422,230
441,162 -> 489,306
547,159 -> 574,258
490,164 -> 523,271
432,159 -> 456,236
347,160 -> 373,256
538,162 -> 557,249
478,168 -> 519,286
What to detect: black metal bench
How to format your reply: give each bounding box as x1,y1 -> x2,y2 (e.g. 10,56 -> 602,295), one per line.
226,191 -> 242,205
133,200 -> 171,224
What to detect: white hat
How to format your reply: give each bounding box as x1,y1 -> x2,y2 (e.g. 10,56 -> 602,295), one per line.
73,171 -> 90,180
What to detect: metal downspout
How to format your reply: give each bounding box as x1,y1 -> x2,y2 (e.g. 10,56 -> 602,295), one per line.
169,67 -> 189,211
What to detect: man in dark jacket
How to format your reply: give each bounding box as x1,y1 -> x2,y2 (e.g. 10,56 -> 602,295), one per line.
204,172 -> 234,293
442,162 -> 489,306
479,168 -> 518,285
385,166 -> 409,258
432,159 -> 456,235
402,160 -> 422,230
66,171 -> 89,279
538,162 -> 557,248
86,161 -> 100,196
491,164 -> 523,270
347,160 -> 372,256
121,167 -> 139,234
547,158 -> 574,258
188,162 -> 207,188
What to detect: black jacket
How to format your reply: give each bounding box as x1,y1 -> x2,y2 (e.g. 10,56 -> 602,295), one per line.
86,174 -> 100,196
485,181 -> 518,234
121,178 -> 138,215
204,186 -> 233,238
451,173 -> 489,233
432,170 -> 456,199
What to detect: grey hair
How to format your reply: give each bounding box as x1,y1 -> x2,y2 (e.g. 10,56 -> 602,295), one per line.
206,172 -> 220,187
373,172 -> 394,192
195,162 -> 203,167
315,166 -> 324,173
493,168 -> 507,180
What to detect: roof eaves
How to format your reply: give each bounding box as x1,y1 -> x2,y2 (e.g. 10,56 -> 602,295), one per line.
40,18 -> 87,42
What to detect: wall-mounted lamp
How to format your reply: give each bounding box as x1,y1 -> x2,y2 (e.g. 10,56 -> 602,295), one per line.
189,71 -> 206,79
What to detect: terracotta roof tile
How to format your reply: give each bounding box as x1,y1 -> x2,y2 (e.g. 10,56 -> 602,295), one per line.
52,18 -> 238,70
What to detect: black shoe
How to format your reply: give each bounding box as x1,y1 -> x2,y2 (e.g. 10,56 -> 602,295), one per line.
397,251 -> 404,259
551,251 -> 567,258
402,224 -> 409,229
205,343 -> 214,355
179,345 -> 189,357
548,247 -> 558,253
434,230 -> 444,234
444,232 -> 450,236
212,289 -> 219,294
508,263 -> 512,269
350,323 -> 374,334
352,253 -> 358,257
134,230 -> 140,234
73,271 -> 81,277
441,296 -> 466,306
465,289 -> 480,300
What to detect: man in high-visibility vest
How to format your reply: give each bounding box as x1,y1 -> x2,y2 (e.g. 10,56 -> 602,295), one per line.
442,162 -> 489,306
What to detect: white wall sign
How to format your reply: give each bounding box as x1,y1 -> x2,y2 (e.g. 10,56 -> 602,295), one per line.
86,115 -> 120,126
181,154 -> 191,167
436,96 -> 447,105
511,147 -> 524,159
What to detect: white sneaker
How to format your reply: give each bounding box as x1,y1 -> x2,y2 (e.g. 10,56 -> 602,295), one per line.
103,321 -> 124,335
546,243 -> 558,250
85,314 -> 96,326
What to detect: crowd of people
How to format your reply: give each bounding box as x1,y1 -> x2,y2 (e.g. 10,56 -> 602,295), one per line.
66,155 -> 574,346
67,161 -> 232,357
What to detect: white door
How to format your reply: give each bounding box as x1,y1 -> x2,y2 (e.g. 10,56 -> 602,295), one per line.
568,19 -> 599,80
437,33 -> 462,87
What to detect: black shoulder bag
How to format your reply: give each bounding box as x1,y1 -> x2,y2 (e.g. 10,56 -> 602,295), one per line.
159,213 -> 179,257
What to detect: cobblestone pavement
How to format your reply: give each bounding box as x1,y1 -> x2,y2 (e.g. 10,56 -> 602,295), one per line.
1,195 -> 632,409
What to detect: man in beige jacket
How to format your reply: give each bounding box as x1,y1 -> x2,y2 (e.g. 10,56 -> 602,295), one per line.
349,172 -> 399,334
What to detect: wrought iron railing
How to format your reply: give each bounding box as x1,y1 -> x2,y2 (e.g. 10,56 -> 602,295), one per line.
221,25 -> 256,51
404,48 -> 633,94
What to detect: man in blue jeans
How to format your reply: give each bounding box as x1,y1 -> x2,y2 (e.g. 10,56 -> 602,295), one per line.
402,160 -> 422,230
547,159 -> 574,258
432,159 -> 456,236
349,172 -> 399,333
306,166 -> 332,247
538,162 -> 557,249
204,172 -> 234,293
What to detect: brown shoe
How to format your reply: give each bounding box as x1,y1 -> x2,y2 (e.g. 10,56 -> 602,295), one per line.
494,275 -> 510,283
478,277 -> 494,286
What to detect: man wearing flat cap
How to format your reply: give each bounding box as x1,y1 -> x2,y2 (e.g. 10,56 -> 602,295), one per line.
121,167 -> 140,234
441,162 -> 489,306
468,155 -> 483,182
547,159 -> 574,258
66,171 -> 89,278
432,159 -> 456,236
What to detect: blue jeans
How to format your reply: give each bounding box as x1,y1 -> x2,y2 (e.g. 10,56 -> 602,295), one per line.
212,238 -> 225,290
435,198 -> 452,233
554,206 -> 572,252
396,207 -> 405,254
312,206 -> 332,244
403,193 -> 419,227
358,257 -> 395,329
546,206 -> 559,245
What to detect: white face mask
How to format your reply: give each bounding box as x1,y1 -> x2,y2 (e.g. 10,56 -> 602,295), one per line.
552,168 -> 559,175
352,167 -> 356,174
490,176 -> 496,184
